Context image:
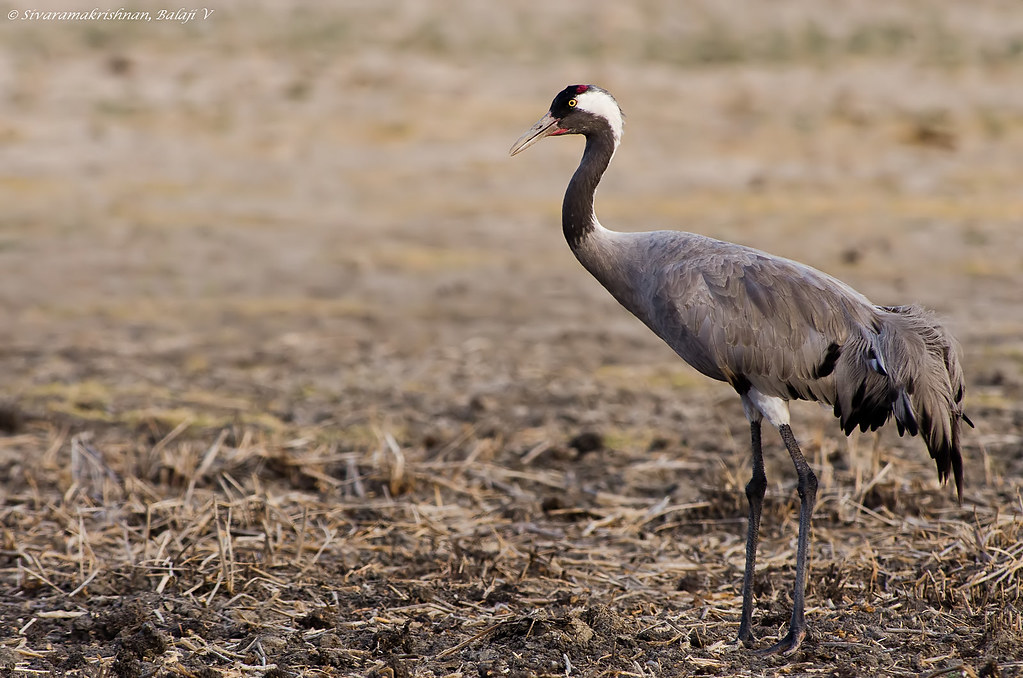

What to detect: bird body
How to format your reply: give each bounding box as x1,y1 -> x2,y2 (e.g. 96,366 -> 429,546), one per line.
511,84 -> 970,655
574,226 -> 965,489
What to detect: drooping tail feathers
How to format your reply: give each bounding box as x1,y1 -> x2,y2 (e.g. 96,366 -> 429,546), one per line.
832,304 -> 969,501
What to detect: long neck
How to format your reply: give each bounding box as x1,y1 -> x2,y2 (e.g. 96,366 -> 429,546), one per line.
562,130 -> 616,249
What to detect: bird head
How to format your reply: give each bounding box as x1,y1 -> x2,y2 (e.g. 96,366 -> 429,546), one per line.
509,85 -> 624,156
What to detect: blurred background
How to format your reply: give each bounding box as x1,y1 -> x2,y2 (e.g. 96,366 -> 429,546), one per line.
1,0 -> 1022,462
2,2 -> 1023,673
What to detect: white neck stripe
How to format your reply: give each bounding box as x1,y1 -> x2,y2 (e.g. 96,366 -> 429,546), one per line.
574,89 -> 624,146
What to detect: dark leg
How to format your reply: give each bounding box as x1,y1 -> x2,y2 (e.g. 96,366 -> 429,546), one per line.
757,424 -> 818,656
737,420 -> 766,647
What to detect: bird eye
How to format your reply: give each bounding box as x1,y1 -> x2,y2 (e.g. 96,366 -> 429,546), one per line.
568,99 -> 577,107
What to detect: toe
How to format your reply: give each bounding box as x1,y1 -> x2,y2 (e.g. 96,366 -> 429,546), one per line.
754,628 -> 804,656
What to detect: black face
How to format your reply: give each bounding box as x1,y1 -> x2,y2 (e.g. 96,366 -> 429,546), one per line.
544,83 -> 621,139
546,84 -> 619,138
508,84 -> 618,157
550,84 -> 591,119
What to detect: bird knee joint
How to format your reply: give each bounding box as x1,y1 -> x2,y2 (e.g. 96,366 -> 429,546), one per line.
745,473 -> 767,500
797,472 -> 818,500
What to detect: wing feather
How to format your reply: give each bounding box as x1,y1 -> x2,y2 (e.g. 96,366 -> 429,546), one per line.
580,229 -> 967,499
641,237 -> 876,401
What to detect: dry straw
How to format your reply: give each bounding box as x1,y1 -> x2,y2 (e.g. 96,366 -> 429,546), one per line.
0,418 -> 1019,676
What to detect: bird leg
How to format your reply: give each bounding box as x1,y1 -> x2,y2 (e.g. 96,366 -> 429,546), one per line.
737,419 -> 766,647
757,423 -> 818,656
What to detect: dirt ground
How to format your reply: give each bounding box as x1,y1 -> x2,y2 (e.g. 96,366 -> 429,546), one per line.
1,1 -> 1023,676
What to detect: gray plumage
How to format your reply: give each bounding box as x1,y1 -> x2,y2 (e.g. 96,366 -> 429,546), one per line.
576,229 -> 967,494
511,84 -> 970,655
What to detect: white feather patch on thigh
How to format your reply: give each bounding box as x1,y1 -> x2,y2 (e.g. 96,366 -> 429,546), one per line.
745,389 -> 791,428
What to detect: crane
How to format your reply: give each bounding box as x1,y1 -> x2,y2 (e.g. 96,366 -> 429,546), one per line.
510,84 -> 970,655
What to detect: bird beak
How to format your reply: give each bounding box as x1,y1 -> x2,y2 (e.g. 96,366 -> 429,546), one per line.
509,111 -> 562,156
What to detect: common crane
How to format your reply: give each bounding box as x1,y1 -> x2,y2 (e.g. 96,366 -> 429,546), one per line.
510,84 -> 970,655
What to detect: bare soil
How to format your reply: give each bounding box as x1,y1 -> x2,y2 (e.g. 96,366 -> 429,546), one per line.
1,2 -> 1023,676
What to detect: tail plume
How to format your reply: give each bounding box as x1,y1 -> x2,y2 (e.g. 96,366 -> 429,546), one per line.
833,305 -> 968,500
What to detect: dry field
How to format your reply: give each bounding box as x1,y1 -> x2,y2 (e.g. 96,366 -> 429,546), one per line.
2,1 -> 1023,676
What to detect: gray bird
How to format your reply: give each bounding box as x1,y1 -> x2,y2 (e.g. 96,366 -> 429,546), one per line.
510,84 -> 970,655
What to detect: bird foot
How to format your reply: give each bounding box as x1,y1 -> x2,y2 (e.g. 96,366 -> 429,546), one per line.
736,626 -> 757,648
753,627 -> 805,656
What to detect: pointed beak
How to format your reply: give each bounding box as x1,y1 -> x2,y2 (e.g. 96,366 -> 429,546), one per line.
509,111 -> 562,156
